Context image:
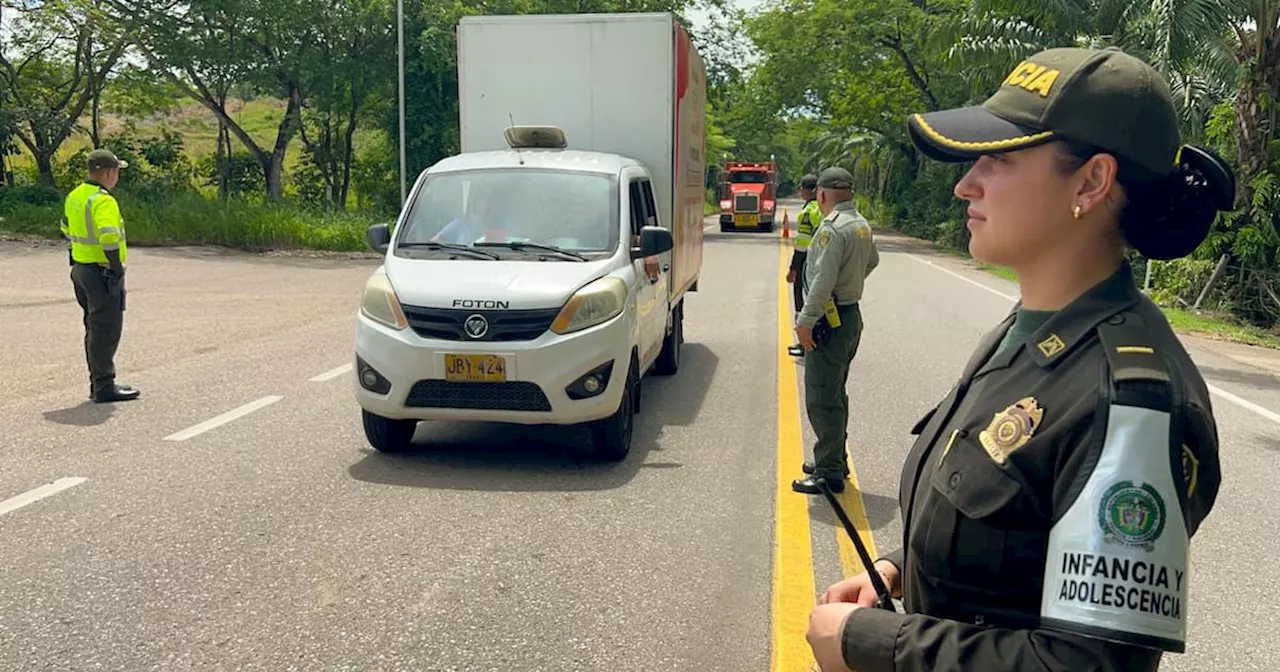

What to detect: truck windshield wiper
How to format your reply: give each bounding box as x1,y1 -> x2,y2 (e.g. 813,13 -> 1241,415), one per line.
397,241 -> 500,259
475,241 -> 589,261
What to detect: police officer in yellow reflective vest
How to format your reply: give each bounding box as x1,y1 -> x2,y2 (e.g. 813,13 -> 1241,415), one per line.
786,174 -> 821,357
62,149 -> 140,403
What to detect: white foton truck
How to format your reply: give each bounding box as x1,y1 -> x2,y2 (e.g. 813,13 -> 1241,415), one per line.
354,12 -> 707,460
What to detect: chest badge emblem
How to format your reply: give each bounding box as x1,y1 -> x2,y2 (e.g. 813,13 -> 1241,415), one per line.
979,396 -> 1044,464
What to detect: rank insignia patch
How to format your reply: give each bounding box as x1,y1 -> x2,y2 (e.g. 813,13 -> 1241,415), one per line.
979,396 -> 1044,464
1037,333 -> 1066,357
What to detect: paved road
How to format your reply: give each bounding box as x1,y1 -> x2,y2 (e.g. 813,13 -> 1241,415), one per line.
1,201 -> 1278,671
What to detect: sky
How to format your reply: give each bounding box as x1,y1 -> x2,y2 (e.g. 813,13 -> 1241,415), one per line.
683,0 -> 768,32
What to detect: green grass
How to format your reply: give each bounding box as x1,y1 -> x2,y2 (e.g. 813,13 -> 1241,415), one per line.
966,261 -> 1280,349
703,200 -> 718,216
977,262 -> 1018,282
0,194 -> 377,252
1162,307 -> 1280,349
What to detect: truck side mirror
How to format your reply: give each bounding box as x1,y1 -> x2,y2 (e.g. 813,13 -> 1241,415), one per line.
366,223 -> 391,254
632,226 -> 673,259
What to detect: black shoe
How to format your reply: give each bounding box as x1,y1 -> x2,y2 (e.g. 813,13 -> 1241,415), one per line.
787,344 -> 805,357
802,460 -> 850,477
93,384 -> 140,403
791,476 -> 843,494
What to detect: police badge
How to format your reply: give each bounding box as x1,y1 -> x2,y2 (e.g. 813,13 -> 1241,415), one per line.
978,396 -> 1044,464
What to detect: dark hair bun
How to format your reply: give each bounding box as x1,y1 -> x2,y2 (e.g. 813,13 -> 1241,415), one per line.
1120,145 -> 1238,260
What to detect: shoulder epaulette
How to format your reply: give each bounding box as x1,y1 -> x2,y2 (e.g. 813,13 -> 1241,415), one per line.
1095,312 -> 1176,413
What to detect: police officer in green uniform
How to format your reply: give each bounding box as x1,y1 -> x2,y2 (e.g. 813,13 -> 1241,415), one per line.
804,47 -> 1234,671
786,174 -> 822,357
63,149 -> 140,403
791,167 -> 880,495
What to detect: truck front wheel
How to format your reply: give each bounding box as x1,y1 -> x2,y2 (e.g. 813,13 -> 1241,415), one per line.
654,303 -> 683,376
590,360 -> 637,461
362,410 -> 417,452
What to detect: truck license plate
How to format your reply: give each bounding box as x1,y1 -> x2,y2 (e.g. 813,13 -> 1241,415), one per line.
734,214 -> 759,227
444,354 -> 507,382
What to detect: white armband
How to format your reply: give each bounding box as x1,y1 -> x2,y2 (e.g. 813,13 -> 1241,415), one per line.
1039,323 -> 1191,652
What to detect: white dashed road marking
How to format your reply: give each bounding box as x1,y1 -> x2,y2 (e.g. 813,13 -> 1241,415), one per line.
309,363 -> 353,382
0,478 -> 87,518
908,252 -> 1280,426
163,396 -> 284,441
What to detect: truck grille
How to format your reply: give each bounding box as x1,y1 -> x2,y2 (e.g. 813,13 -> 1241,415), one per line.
400,305 -> 561,342
733,193 -> 759,213
404,380 -> 552,412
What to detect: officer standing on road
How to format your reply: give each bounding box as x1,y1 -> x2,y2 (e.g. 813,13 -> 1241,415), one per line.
786,173 -> 822,357
804,47 -> 1234,671
791,167 -> 879,495
63,149 -> 140,403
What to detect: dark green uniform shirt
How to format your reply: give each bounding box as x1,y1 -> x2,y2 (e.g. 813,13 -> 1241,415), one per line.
842,262 -> 1221,671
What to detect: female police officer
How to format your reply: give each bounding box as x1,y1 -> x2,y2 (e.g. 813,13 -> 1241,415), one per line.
805,46 -> 1236,671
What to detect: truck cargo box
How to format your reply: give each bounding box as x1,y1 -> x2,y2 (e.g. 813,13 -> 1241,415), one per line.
457,12 -> 707,299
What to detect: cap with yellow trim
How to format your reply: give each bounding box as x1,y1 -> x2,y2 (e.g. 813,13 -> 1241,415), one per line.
906,47 -> 1180,181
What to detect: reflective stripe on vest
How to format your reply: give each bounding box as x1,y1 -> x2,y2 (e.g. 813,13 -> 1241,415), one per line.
794,202 -> 820,251
66,185 -> 126,264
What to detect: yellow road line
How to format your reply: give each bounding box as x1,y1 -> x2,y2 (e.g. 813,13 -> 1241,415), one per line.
771,238 -> 816,672
835,451 -> 879,579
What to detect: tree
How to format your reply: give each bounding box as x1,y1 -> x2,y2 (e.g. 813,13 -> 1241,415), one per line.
119,0 -> 327,201
297,0 -> 395,209
0,0 -> 134,186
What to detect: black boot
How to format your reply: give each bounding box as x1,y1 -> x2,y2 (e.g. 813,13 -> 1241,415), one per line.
94,384 -> 140,403
791,476 -> 844,494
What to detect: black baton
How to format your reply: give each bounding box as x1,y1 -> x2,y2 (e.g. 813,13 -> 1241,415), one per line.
813,477 -> 896,611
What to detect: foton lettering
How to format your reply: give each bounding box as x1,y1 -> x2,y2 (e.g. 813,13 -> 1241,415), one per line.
452,299 -> 510,309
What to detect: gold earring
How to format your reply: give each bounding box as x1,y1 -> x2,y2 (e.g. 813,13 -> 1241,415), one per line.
1073,204 -> 1082,219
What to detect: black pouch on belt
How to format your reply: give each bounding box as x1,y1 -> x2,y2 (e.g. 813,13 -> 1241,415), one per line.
812,315 -> 833,346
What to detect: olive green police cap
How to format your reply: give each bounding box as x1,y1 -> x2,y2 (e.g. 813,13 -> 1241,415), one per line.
906,47 -> 1180,181
817,167 -> 854,190
87,148 -> 128,170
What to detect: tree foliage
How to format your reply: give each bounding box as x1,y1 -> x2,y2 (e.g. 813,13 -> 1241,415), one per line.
725,0 -> 1280,328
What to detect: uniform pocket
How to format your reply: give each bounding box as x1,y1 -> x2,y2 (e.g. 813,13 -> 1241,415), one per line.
930,435 -> 1023,520
910,433 -> 1033,584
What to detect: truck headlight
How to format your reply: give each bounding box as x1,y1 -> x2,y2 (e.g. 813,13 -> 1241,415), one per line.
360,271 -> 408,330
551,277 -> 627,334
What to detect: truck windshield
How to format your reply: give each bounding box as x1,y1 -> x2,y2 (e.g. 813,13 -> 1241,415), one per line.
728,171 -> 768,183
398,169 -> 619,254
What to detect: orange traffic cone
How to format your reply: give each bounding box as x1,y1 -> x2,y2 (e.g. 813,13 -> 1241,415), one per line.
782,210 -> 790,239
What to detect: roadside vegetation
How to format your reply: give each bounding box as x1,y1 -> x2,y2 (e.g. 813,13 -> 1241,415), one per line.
1,0 -> 1276,346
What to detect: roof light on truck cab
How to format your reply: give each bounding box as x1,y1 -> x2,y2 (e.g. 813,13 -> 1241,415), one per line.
504,125 -> 568,149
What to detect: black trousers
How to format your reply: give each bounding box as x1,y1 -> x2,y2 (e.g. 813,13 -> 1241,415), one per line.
71,263 -> 124,394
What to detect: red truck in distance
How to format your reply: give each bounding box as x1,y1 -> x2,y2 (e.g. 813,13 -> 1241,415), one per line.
718,159 -> 778,233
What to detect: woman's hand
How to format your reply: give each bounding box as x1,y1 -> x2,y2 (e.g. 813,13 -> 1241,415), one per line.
808,561 -> 901,671
819,560 -> 900,606
807,603 -> 858,671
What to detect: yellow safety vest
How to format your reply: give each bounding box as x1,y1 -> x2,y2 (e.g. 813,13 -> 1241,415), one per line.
794,199 -> 821,251
63,182 -> 127,266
